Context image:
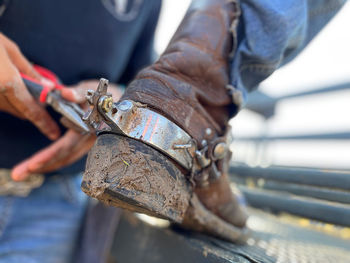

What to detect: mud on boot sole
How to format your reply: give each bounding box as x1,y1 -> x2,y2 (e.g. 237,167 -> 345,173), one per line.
82,133 -> 191,223
82,133 -> 250,242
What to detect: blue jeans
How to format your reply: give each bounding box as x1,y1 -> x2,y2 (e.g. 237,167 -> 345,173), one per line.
0,174 -> 87,263
231,0 -> 347,103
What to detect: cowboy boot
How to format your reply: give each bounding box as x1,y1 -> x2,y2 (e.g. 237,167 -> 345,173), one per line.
82,0 -> 248,242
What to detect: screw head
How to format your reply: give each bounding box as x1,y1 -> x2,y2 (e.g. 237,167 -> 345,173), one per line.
101,96 -> 114,113
117,100 -> 133,111
213,142 -> 228,159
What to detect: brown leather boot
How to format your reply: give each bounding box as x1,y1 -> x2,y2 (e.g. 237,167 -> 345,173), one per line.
82,0 -> 248,242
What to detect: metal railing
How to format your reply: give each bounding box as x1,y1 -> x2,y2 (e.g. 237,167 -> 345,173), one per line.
230,82 -> 350,227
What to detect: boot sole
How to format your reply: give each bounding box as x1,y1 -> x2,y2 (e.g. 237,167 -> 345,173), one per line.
82,133 -> 191,223
82,133 -> 249,241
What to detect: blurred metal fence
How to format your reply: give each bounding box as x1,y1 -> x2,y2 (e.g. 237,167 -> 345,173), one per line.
230,82 -> 350,227
109,82 -> 350,263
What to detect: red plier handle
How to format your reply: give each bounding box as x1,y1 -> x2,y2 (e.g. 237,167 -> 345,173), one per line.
20,65 -> 64,103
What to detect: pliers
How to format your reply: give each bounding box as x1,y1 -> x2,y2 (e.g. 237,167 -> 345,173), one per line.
20,65 -> 90,133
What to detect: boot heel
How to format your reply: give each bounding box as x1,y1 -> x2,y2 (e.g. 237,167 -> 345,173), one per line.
182,194 -> 250,243
81,133 -> 191,223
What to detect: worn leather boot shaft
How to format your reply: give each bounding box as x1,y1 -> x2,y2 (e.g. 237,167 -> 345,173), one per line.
97,0 -> 248,231
122,0 -> 240,146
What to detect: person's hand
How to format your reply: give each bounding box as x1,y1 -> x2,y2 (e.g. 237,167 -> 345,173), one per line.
0,33 -> 60,140
11,80 -> 123,181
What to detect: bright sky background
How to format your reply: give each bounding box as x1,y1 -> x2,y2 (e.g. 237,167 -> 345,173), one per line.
155,1 -> 350,169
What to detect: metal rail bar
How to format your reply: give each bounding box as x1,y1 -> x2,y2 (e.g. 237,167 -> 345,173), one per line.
245,82 -> 350,118
279,82 -> 350,100
257,181 -> 350,204
234,132 -> 350,141
229,164 -> 350,190
240,186 -> 350,227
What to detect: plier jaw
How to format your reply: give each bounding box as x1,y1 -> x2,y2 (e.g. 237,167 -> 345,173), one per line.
21,65 -> 91,133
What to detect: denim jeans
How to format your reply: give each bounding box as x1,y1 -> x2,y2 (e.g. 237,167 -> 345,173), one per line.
231,0 -> 347,104
0,174 -> 87,263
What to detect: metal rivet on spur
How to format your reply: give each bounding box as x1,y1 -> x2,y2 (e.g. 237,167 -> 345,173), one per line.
205,128 -> 212,136
173,143 -> 193,150
117,100 -> 133,111
213,142 -> 228,160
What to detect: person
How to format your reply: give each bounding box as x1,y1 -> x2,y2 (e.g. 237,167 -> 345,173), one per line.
0,1 -> 161,262
0,0 -> 346,261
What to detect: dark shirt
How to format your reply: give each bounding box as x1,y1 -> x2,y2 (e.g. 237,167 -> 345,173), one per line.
0,0 -> 161,174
